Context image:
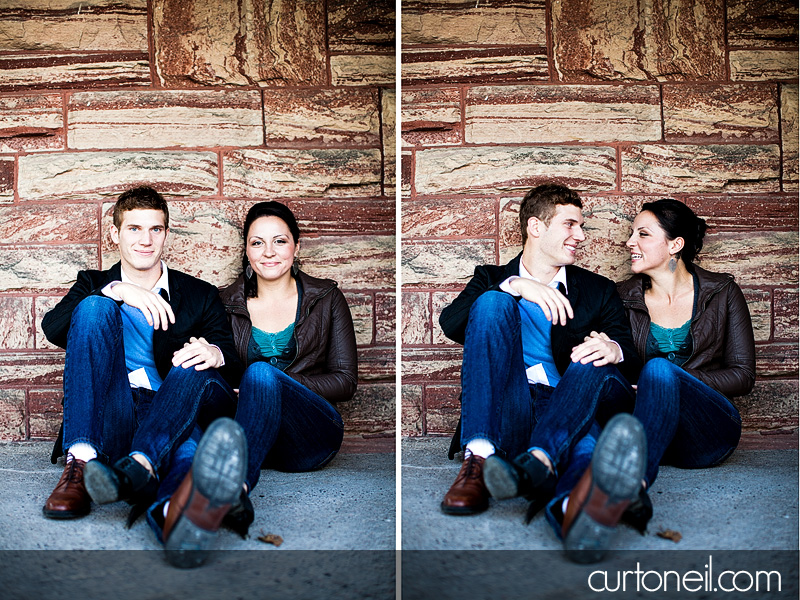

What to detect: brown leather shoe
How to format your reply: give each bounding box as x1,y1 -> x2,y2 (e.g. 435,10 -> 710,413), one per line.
441,453 -> 490,515
43,455 -> 91,519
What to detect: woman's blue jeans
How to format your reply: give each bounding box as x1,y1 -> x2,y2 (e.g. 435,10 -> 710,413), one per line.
460,291 -> 635,475
62,295 -> 237,475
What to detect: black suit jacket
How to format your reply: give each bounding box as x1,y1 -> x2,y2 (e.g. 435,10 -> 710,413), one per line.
439,254 -> 643,458
41,262 -> 244,461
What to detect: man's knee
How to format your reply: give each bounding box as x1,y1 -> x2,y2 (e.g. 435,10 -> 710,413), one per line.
70,295 -> 120,330
467,291 -> 519,330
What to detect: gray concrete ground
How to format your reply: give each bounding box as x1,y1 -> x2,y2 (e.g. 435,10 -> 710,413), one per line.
0,441 -> 395,551
402,437 -> 799,551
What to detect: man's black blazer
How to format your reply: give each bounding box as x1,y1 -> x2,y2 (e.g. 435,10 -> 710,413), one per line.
439,253 -> 642,384
42,262 -> 245,462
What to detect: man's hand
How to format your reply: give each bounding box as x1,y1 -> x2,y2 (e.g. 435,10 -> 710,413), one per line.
172,336 -> 224,370
113,282 -> 175,330
510,278 -> 573,326
571,331 -> 622,366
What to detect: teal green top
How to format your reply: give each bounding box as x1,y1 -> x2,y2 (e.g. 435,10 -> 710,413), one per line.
251,322 -> 295,360
650,319 -> 691,353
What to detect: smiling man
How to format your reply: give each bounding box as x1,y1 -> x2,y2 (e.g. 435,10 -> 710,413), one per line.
438,183 -> 644,552
40,187 -> 246,559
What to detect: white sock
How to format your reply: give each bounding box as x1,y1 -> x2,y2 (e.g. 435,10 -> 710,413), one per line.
465,438 -> 495,459
163,500 -> 170,518
562,496 -> 570,515
66,443 -> 97,462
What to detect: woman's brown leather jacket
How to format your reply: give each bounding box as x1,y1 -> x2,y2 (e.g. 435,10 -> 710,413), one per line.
219,271 -> 358,404
617,264 -> 755,399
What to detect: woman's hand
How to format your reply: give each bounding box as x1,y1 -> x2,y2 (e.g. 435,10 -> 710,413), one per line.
571,331 -> 622,366
172,336 -> 224,370
510,278 -> 573,326
113,282 -> 175,330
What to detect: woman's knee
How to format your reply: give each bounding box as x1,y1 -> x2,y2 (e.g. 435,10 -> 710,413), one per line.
639,358 -> 680,386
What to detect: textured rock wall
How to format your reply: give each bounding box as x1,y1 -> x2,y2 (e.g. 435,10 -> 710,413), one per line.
0,0 -> 395,441
402,0 -> 798,437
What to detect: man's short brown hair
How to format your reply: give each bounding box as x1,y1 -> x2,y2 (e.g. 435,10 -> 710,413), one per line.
519,183 -> 582,244
113,186 -> 169,229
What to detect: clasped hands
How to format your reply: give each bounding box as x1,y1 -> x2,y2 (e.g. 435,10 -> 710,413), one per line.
113,282 -> 222,370
509,278 -> 622,367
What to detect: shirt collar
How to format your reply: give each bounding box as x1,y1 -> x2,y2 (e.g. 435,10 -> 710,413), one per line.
519,262 -> 568,294
120,261 -> 170,300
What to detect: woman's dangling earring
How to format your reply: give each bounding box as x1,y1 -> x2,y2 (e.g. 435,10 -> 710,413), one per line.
668,256 -> 677,273
292,256 -> 300,275
246,264 -> 254,279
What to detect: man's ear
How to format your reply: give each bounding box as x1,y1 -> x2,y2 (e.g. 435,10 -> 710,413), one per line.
526,216 -> 542,240
110,225 -> 120,245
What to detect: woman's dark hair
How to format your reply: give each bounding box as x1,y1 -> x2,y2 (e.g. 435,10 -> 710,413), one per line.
640,198 -> 708,264
242,201 -> 301,298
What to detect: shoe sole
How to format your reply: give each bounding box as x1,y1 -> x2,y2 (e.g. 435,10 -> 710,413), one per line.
165,418 -> 247,569
42,506 -> 90,519
83,461 -> 121,505
482,455 -> 520,500
564,414 -> 647,564
440,501 -> 488,516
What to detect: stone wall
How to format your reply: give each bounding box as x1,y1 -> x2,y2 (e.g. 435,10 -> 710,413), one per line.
0,0 -> 396,440
401,0 -> 798,436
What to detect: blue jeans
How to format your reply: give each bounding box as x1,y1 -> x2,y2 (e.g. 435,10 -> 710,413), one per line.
62,295 -> 237,475
544,357 -> 742,537
460,291 -> 634,474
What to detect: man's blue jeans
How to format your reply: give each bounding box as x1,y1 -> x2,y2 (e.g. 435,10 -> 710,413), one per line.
544,357 -> 742,537
460,291 -> 634,474
62,295 -> 237,476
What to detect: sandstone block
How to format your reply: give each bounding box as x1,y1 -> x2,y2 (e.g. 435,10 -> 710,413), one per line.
0,204 -> 98,243
0,158 -> 14,202
0,352 -> 64,387
431,291 -> 459,346
415,146 -> 617,196
288,198 -> 394,236
375,292 -> 396,345
339,383 -> 395,434
101,200 -> 244,288
299,235 -> 395,291
737,379 -> 798,429
727,0 -> 799,48
401,88 -> 462,147
402,198 -> 495,238
401,151 -> 412,197
424,384 -> 461,435
382,89 -> 396,196
358,346 -> 395,381
0,94 -> 64,153
684,195 -> 798,230
730,50 -> 799,81
401,291 -> 432,345
153,0 -> 325,87
781,85 -> 798,191
19,151 -> 218,201
29,389 -> 63,439
330,54 -> 395,86
755,343 -> 798,377
0,245 -> 97,292
0,0 -> 147,52
261,88 -> 379,146
344,292 -> 374,346
0,389 -> 25,440
696,231 -> 798,287
68,90 -> 263,149
0,52 -> 150,91
328,0 -> 395,53
223,149 -> 382,199
742,289 -> 772,342
663,84 -> 779,142
774,288 -> 799,340
402,239 -> 495,287
402,48 -> 548,85
621,144 -> 781,193
402,0 -> 545,46
401,384 -> 423,436
34,297 -> 62,350
466,85 -> 661,144
401,348 -> 462,382
0,297 -> 33,349
553,0 -> 725,82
